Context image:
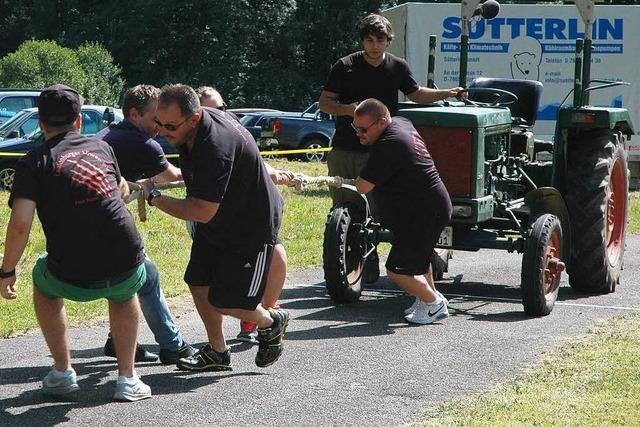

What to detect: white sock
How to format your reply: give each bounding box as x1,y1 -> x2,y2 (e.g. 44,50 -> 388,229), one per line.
51,367 -> 75,378
117,374 -> 139,385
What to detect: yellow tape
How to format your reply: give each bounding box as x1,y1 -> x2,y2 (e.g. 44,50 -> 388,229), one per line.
1,147 -> 332,159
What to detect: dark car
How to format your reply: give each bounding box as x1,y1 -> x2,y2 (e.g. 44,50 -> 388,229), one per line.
239,110 -> 301,149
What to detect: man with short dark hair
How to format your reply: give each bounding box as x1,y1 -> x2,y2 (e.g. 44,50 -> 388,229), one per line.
140,84 -> 290,370
353,99 -> 452,324
95,84 -> 194,364
0,84 -> 151,401
319,14 -> 463,208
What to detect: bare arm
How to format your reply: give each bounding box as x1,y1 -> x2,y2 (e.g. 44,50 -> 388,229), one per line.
319,90 -> 357,117
406,86 -> 465,104
264,163 -> 294,186
153,163 -> 182,183
118,177 -> 130,200
356,177 -> 375,195
1,198 -> 36,300
152,195 -> 219,223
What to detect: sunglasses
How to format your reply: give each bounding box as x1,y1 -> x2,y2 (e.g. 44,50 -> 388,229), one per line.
351,118 -> 380,134
154,117 -> 190,131
216,102 -> 227,112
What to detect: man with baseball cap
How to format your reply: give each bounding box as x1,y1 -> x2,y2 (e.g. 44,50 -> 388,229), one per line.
0,84 -> 152,401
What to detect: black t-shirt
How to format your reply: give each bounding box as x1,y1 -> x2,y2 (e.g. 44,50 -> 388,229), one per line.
359,117 -> 449,232
9,131 -> 144,282
323,51 -> 419,152
179,107 -> 283,253
95,121 -> 169,181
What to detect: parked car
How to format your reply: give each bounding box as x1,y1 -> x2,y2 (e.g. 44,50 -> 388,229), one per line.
229,108 -> 281,120
0,89 -> 41,125
265,102 -> 335,162
0,105 -> 124,190
239,110 -> 300,149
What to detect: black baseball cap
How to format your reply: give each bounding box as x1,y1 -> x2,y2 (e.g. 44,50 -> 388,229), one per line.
39,84 -> 84,126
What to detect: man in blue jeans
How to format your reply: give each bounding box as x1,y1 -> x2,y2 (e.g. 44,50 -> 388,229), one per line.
95,84 -> 194,364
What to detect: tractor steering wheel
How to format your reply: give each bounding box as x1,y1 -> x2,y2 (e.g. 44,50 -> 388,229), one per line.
460,87 -> 518,107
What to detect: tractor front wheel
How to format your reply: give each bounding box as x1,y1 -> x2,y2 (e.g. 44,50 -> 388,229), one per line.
521,214 -> 564,316
323,205 -> 365,303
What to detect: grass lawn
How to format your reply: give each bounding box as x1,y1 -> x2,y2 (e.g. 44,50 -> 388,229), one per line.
0,158 -> 332,337
416,314 -> 640,426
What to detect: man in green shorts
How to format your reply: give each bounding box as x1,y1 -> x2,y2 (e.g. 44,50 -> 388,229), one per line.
0,84 -> 151,402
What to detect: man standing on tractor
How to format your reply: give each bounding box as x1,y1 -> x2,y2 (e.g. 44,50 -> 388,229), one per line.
354,99 -> 452,324
319,13 -> 462,279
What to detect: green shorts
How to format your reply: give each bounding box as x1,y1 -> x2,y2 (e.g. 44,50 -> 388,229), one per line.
32,253 -> 146,302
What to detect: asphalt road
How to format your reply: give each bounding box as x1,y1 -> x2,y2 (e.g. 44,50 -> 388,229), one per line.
2,235 -> 639,426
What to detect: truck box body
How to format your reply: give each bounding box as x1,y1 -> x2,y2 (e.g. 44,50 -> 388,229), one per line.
382,3 -> 640,186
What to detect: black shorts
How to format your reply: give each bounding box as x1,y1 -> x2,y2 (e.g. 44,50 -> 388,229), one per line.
385,214 -> 449,276
184,237 -> 274,310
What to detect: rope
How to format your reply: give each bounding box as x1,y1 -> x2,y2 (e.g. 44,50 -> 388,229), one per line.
125,181 -> 186,222
291,173 -> 356,192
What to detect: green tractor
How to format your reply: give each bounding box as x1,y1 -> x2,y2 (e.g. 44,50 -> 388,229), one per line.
322,0 -> 633,316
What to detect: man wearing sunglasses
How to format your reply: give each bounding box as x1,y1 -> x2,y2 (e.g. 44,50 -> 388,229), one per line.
354,99 -> 452,324
319,14 -> 462,282
195,85 -> 292,345
140,84 -> 290,371
95,84 -> 195,365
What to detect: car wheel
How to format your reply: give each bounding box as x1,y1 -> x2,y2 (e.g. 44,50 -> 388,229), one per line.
300,138 -> 328,162
0,164 -> 16,191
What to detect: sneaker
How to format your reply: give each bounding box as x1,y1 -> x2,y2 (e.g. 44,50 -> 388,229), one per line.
159,341 -> 196,365
113,376 -> 152,402
42,368 -> 80,396
104,336 -> 159,363
404,298 -> 449,324
255,308 -> 290,368
176,344 -> 232,372
236,320 -> 259,345
404,292 -> 449,315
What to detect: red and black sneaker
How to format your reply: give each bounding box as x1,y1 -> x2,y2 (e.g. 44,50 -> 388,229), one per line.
236,321 -> 258,345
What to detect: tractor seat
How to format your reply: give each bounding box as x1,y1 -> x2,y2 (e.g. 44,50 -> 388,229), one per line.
468,77 -> 543,127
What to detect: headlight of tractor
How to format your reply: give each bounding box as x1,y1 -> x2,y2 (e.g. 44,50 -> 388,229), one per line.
452,204 -> 474,218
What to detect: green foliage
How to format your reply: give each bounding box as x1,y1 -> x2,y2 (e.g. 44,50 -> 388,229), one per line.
0,40 -> 87,91
76,41 -> 124,106
0,38 -> 125,106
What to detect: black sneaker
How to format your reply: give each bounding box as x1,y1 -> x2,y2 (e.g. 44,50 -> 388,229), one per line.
176,344 -> 232,372
159,341 -> 196,365
103,336 -> 158,363
255,308 -> 290,368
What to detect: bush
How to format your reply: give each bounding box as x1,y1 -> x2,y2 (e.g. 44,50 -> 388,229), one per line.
0,39 -> 124,106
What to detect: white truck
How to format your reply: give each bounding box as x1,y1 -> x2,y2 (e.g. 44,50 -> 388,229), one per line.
382,2 -> 640,188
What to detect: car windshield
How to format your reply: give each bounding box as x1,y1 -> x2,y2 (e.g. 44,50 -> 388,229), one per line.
0,110 -> 31,136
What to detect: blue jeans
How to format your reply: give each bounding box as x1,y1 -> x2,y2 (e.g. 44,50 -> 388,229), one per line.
137,258 -> 185,350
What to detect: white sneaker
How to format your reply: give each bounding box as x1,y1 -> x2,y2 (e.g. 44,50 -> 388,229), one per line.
404,297 -> 420,315
436,291 -> 449,306
42,368 -> 80,396
404,292 -> 449,315
113,376 -> 152,402
405,299 -> 449,324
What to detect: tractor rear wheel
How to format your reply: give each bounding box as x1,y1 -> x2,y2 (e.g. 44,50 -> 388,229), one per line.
521,214 -> 564,316
565,130 -> 629,293
323,205 -> 365,303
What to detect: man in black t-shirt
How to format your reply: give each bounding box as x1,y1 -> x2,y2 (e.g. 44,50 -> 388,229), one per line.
354,99 -> 453,325
96,84 -> 194,365
139,84 -> 290,370
0,84 -> 151,401
196,85 -> 293,345
319,14 -> 463,208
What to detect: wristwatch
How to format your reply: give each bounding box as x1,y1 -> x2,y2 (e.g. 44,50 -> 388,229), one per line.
147,188 -> 162,206
0,268 -> 15,278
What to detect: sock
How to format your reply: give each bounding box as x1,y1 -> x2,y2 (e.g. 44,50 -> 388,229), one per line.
117,374 -> 139,385
51,367 -> 75,378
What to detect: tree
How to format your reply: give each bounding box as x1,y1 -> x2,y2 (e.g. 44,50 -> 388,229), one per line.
76,42 -> 124,106
0,39 -> 125,106
0,40 -> 87,91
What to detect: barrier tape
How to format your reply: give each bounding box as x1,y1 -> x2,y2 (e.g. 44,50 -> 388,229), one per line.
2,147 -> 332,159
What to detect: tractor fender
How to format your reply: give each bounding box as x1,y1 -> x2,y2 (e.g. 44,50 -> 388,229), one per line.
524,187 -> 571,263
